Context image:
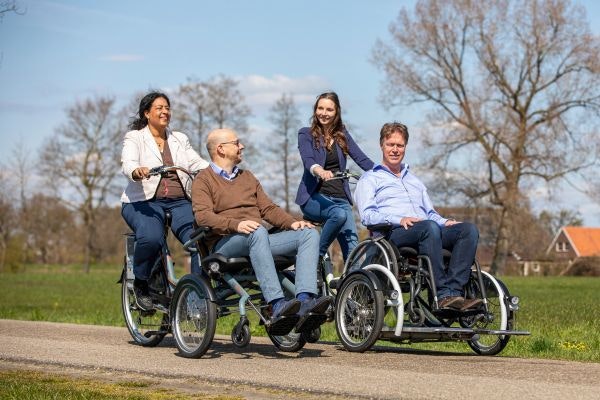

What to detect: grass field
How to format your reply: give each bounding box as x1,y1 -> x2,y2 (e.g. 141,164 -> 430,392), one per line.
0,264 -> 598,362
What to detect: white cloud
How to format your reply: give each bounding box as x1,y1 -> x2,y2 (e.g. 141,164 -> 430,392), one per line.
99,54 -> 144,62
237,74 -> 330,108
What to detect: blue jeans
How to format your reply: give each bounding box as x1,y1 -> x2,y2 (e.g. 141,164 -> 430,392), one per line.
121,197 -> 200,280
388,220 -> 479,299
214,226 -> 319,303
300,193 -> 358,261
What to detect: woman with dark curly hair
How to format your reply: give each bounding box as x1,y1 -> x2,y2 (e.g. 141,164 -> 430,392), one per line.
120,91 -> 208,311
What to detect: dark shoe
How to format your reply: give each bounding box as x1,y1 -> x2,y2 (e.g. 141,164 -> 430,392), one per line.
438,296 -> 464,310
267,299 -> 301,336
461,298 -> 483,311
133,279 -> 153,311
272,298 -> 300,319
295,296 -> 333,334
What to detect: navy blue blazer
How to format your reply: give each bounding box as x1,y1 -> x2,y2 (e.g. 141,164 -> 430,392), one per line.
295,127 -> 374,206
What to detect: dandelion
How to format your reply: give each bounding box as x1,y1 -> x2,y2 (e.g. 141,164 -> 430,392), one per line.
559,341 -> 587,352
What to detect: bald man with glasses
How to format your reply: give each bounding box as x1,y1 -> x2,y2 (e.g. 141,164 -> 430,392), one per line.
191,128 -> 332,335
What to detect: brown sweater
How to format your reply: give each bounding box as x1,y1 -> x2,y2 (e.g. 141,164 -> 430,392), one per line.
192,167 -> 297,247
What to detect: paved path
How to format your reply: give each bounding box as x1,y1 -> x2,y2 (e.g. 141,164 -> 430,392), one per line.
1,319 -> 598,399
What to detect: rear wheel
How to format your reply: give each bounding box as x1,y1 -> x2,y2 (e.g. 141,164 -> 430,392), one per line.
171,274 -> 217,358
121,267 -> 168,347
335,272 -> 384,352
461,271 -> 512,355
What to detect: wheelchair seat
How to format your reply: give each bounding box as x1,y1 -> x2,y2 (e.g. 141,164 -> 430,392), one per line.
201,253 -> 295,275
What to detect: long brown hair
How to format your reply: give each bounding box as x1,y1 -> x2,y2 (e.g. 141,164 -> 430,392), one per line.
309,92 -> 348,155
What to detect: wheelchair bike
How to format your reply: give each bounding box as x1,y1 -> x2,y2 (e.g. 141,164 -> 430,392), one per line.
169,226 -> 332,358
332,223 -> 529,355
120,166 -> 326,358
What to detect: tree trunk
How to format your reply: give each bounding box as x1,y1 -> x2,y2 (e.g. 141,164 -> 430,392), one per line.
490,206 -> 510,274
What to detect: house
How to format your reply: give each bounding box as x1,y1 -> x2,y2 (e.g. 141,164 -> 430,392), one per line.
546,226 -> 600,261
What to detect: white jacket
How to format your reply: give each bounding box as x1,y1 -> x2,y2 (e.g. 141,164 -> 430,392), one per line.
120,126 -> 209,203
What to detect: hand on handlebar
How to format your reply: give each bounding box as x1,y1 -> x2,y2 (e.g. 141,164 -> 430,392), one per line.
315,166 -> 334,181
137,165 -> 196,180
132,167 -> 150,180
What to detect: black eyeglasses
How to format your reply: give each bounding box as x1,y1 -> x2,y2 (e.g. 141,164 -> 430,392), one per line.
220,139 -> 241,147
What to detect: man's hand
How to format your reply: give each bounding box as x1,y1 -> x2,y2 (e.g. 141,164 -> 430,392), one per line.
400,216 -> 422,230
237,220 -> 261,234
291,220 -> 314,230
444,219 -> 460,227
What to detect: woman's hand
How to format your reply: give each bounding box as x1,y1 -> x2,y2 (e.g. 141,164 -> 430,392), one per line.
314,166 -> 334,180
132,167 -> 150,180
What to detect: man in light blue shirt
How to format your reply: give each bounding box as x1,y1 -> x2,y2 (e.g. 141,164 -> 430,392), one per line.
354,122 -> 482,311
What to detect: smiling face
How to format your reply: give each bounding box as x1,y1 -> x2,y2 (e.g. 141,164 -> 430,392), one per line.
315,98 -> 337,128
144,96 -> 171,132
220,131 -> 245,166
381,131 -> 407,173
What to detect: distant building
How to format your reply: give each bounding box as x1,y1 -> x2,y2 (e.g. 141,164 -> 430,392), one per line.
546,226 -> 600,261
516,226 -> 600,276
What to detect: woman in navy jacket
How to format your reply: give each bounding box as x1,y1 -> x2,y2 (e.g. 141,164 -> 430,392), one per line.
296,92 -> 374,264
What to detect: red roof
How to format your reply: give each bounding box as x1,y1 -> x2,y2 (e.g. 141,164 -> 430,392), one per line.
562,227 -> 600,257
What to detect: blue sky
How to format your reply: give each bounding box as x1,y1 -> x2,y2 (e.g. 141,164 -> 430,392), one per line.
1,0 -> 599,224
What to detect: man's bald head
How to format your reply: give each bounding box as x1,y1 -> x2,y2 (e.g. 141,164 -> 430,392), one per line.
206,128 -> 237,160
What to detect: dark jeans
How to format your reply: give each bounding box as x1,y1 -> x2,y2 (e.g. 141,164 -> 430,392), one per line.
121,197 -> 200,280
300,193 -> 358,261
388,220 -> 479,299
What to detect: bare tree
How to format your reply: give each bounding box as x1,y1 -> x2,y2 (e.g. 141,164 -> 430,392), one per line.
261,93 -> 302,211
174,75 -> 253,158
372,0 -> 600,273
539,208 -> 583,235
0,0 -> 24,19
0,168 -> 16,271
39,95 -> 121,273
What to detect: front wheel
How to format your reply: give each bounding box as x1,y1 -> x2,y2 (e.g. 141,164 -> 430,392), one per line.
121,268 -> 168,347
335,272 -> 384,352
461,271 -> 512,355
171,274 -> 217,358
268,331 -> 307,352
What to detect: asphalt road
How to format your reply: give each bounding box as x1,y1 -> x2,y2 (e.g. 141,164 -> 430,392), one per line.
1,319 -> 598,400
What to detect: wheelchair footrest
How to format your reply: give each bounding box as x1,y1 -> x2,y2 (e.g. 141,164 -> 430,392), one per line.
380,326 -> 478,341
295,313 -> 327,334
473,328 -> 531,336
266,315 -> 300,336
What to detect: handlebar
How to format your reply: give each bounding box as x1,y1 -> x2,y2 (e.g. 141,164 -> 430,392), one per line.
147,165 -> 196,179
327,170 -> 361,181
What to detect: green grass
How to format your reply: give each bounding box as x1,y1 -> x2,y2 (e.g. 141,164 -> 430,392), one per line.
0,265 -> 598,361
0,369 -> 241,399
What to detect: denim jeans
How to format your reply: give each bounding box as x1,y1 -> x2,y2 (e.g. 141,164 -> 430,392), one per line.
121,197 -> 200,280
300,193 -> 358,261
388,220 -> 479,299
214,226 -> 319,303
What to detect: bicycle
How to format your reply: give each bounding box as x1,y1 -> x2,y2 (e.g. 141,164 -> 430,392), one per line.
301,169 -> 361,342
119,165 -> 214,347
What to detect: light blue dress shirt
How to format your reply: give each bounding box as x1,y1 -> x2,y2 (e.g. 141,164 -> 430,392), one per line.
210,162 -> 240,181
354,163 -> 448,227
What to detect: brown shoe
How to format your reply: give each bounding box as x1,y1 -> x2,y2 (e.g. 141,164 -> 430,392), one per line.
438,296 -> 464,309
461,298 -> 483,311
